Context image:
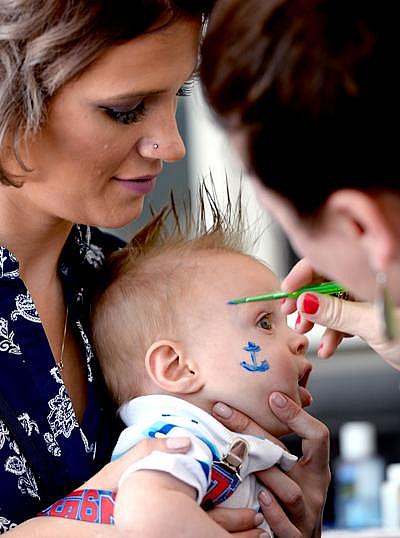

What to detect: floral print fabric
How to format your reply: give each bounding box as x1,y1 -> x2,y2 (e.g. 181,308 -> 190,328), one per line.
0,225 -> 123,531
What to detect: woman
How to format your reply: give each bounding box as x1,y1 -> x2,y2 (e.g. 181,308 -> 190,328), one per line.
0,1 -> 327,536
201,0 -> 400,527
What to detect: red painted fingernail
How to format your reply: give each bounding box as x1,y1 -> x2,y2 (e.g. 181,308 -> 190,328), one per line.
295,313 -> 301,327
302,293 -> 319,314
281,298 -> 286,305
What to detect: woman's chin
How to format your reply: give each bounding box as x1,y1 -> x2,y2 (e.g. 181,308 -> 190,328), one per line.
88,206 -> 145,230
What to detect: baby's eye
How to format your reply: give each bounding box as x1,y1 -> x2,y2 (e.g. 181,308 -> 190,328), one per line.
101,100 -> 146,125
256,314 -> 273,331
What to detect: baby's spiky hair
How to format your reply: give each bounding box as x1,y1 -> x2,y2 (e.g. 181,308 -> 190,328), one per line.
92,181 -> 251,405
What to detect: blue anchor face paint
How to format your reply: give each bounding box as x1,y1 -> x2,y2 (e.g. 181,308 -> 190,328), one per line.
240,341 -> 270,372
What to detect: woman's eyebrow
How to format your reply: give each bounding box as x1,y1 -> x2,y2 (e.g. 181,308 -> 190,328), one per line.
98,68 -> 199,105
98,89 -> 164,105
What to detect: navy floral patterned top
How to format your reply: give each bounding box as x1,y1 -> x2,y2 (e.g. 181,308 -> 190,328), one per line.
0,225 -> 124,532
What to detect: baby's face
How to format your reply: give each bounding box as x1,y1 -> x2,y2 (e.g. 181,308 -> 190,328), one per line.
183,251 -> 312,437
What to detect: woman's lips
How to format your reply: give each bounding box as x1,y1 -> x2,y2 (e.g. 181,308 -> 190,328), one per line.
113,175 -> 157,194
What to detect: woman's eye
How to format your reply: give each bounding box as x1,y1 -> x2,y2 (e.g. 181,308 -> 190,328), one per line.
101,101 -> 146,125
257,314 -> 273,331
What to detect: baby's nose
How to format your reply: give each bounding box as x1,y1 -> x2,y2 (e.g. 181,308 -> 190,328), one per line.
291,331 -> 309,355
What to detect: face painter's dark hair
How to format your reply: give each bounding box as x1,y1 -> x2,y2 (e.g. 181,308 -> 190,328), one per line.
201,0 -> 400,216
0,0 -> 215,186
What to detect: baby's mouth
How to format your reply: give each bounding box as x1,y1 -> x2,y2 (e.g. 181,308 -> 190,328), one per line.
298,365 -> 313,407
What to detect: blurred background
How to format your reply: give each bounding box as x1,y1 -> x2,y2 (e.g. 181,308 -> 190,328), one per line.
105,85 -> 400,530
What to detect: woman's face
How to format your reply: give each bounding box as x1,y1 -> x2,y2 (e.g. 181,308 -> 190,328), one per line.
7,17 -> 200,228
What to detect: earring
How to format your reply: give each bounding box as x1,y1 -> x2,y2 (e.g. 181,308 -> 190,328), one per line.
153,143 -> 159,150
376,271 -> 396,341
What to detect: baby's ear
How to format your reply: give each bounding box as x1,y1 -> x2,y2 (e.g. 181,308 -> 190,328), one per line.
145,340 -> 204,394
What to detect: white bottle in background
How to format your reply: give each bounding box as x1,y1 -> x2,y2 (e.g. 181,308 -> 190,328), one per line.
381,463 -> 400,529
334,421 -> 385,529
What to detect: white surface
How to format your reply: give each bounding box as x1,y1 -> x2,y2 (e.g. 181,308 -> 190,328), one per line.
381,464 -> 400,529
323,530 -> 400,537
185,84 -> 289,278
339,422 -> 377,461
387,464 -> 400,483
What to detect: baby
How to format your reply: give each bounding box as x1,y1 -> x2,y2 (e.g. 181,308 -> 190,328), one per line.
92,191 -> 313,537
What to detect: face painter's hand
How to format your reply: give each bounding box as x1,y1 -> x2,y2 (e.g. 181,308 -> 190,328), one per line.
296,292 -> 400,371
212,399 -> 330,538
281,258 -> 353,356
283,258 -> 400,370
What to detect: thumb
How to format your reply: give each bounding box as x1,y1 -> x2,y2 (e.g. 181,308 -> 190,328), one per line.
296,292 -> 376,341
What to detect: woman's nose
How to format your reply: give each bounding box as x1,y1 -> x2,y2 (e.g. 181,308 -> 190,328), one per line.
160,131 -> 186,163
137,118 -> 186,163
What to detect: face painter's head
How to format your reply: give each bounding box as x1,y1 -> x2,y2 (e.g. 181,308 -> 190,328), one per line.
201,0 -> 400,214
201,0 -> 400,304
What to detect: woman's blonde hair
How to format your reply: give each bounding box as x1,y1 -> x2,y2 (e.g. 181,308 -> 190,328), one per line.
0,0 -> 214,185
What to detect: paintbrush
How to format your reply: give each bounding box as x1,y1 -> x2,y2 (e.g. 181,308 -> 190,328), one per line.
228,281 -> 346,304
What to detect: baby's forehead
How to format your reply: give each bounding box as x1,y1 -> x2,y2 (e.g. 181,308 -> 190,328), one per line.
183,249 -> 279,292
169,251 -> 280,328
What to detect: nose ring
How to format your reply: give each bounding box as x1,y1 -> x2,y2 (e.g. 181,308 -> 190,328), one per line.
153,143 -> 159,150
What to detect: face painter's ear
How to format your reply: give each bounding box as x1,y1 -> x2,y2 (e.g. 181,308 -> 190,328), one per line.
327,189 -> 397,272
145,340 -> 204,394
